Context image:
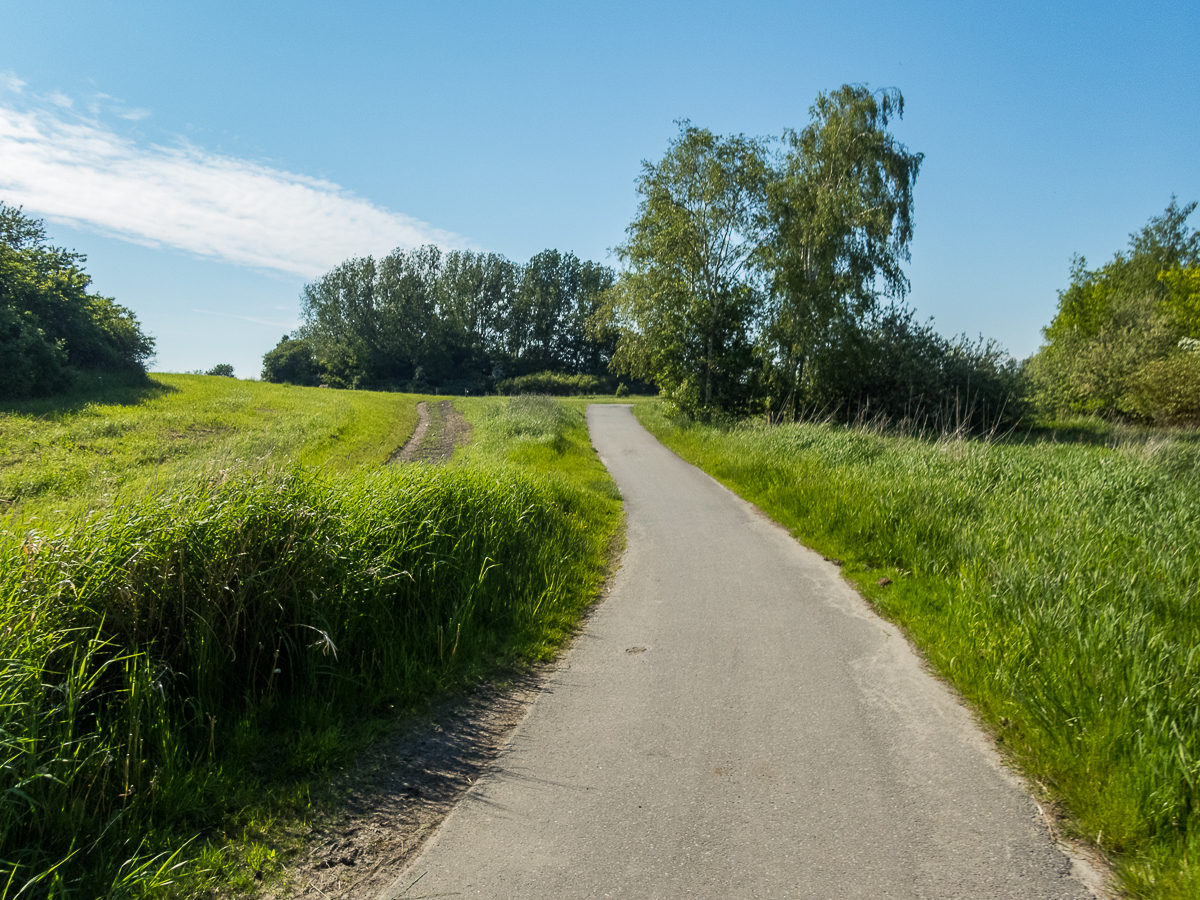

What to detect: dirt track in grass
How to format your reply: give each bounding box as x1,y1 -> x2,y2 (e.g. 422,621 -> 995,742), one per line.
389,400 -> 471,464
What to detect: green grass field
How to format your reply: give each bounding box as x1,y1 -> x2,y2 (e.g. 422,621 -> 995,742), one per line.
1,373 -> 419,531
0,381 -> 620,898
634,402 -> 1200,900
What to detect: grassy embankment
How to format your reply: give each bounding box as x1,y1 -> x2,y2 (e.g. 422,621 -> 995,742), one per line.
0,378 -> 620,898
635,402 -> 1199,900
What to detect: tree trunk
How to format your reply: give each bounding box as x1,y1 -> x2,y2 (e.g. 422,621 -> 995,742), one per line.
705,332 -> 714,407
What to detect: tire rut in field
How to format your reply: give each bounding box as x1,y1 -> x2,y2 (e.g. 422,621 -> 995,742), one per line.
389,400 -> 471,465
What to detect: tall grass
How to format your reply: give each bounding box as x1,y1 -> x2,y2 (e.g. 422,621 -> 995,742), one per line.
635,402 -> 1200,900
0,396 -> 620,897
456,395 -> 624,507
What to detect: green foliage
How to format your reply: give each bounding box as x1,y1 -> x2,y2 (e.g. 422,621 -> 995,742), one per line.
1031,199 -> 1200,419
495,370 -> 609,396
763,85 -> 924,416
1046,201 -> 1199,343
205,363 -> 234,378
0,306 -> 70,399
261,336 -> 324,386
1159,266 -> 1200,339
1028,292 -> 1180,418
603,122 -> 768,415
800,305 -> 1025,429
293,246 -> 615,394
507,250 -> 617,375
0,204 -> 155,399
636,402 -> 1200,900
1121,347 -> 1200,425
601,87 -> 1009,427
0,396 -> 619,897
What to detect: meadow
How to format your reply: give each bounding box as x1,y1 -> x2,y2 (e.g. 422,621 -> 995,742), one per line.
0,379 -> 620,898
634,402 -> 1200,900
0,373 -> 418,529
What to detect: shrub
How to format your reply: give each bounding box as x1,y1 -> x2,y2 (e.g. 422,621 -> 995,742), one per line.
1159,266 -> 1200,338
1026,293 -> 1178,418
261,336 -> 324,386
799,305 -> 1026,432
0,306 -> 69,399
495,370 -> 611,396
1121,347 -> 1200,425
0,204 -> 154,400
1028,200 -> 1200,421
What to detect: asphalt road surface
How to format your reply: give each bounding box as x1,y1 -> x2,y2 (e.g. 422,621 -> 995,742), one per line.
378,404 -> 1095,899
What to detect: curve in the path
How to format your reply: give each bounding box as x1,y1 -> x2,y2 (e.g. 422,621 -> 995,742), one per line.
375,404 -> 1097,900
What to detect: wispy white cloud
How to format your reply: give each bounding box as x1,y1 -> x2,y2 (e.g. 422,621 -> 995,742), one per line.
1,72 -> 26,93
193,308 -> 298,329
0,93 -> 466,278
84,94 -> 143,121
47,91 -> 73,108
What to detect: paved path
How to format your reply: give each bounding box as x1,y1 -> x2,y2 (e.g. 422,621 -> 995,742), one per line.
378,405 -> 1094,899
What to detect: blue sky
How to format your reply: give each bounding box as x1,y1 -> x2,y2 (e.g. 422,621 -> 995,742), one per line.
2,1 -> 1197,379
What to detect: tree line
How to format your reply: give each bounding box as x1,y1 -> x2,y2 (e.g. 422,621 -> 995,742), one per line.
262,82 -> 1197,429
596,84 -> 1021,428
262,246 -> 620,393
274,84 -> 1018,426
0,204 -> 155,400
1027,198 -> 1200,425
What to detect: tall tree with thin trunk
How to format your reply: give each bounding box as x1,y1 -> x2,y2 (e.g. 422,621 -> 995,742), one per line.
762,85 -> 923,417
605,122 -> 768,414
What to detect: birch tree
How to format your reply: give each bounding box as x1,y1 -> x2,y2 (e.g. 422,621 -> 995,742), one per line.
606,122 -> 768,413
762,85 -> 923,417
